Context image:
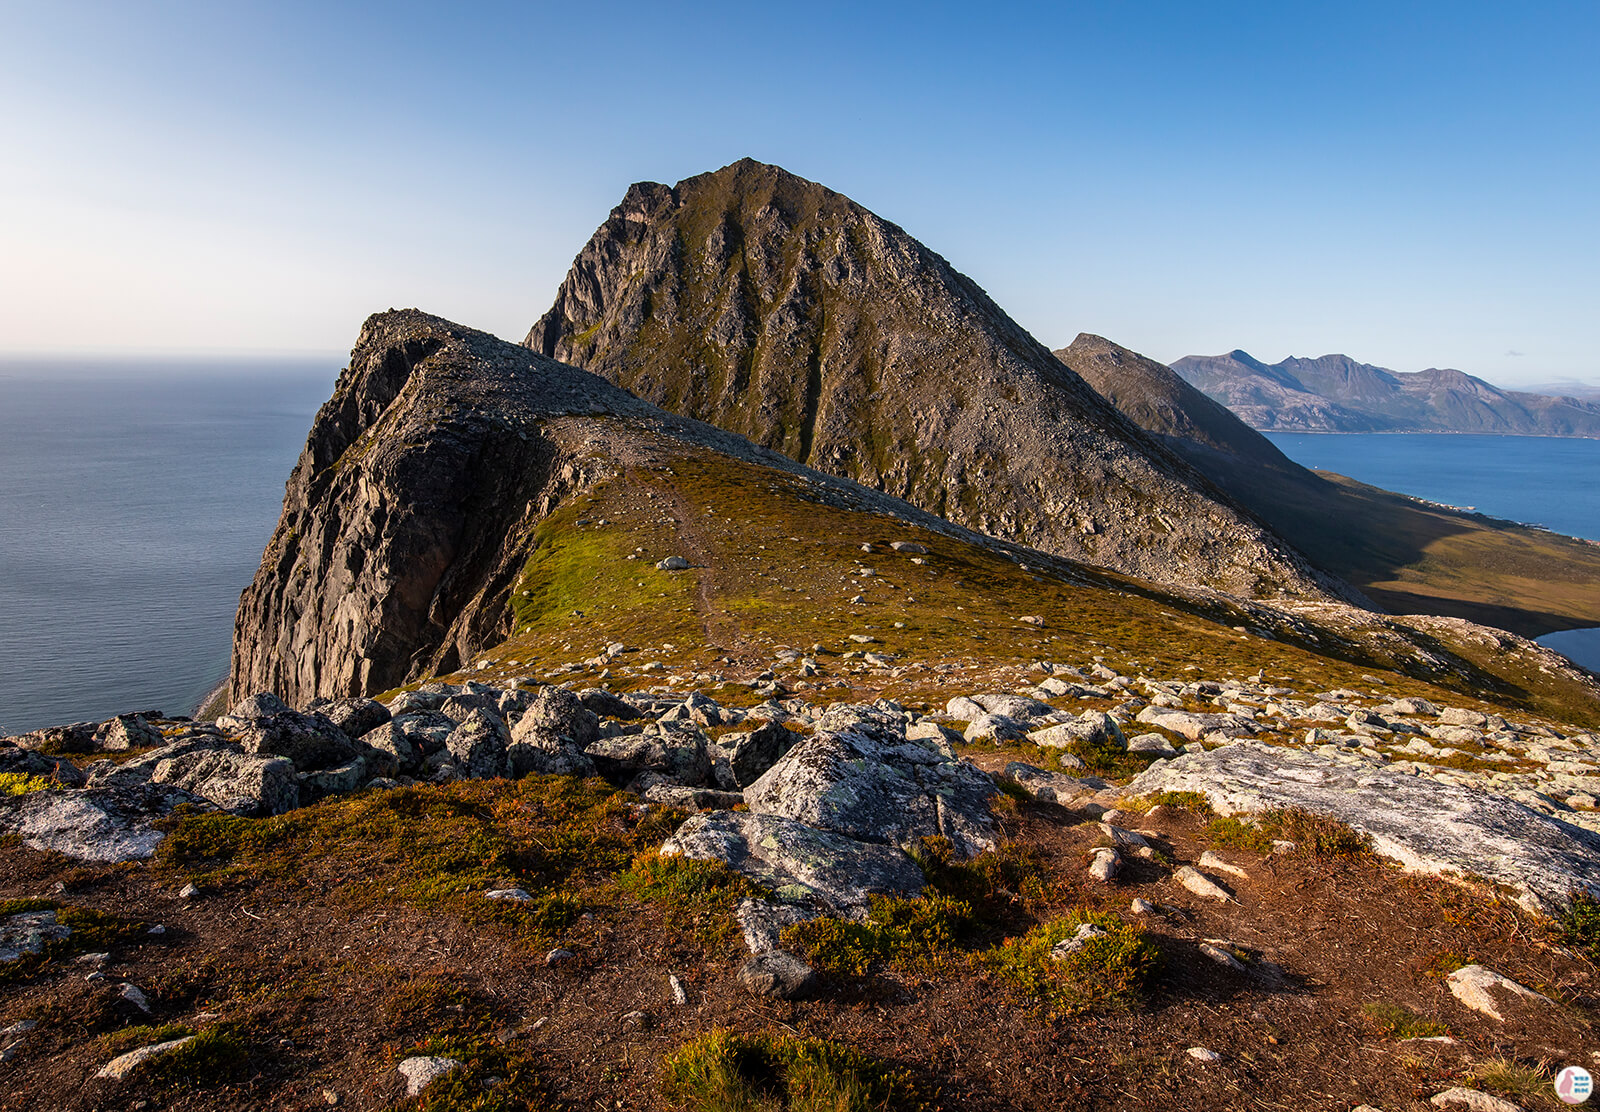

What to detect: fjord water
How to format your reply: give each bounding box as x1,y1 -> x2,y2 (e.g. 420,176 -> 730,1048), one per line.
1265,432 -> 1600,672
0,362 -> 334,734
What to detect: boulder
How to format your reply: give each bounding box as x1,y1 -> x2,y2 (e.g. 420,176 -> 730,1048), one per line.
514,687 -> 599,747
1134,706 -> 1259,743
506,727 -> 597,779
219,692 -> 292,726
1126,733 -> 1180,759
306,697 -> 391,738
0,742 -> 85,788
95,714 -> 164,752
971,694 -> 1056,721
586,729 -> 712,787
234,711 -> 360,771
390,711 -> 455,755
439,693 -> 500,724
358,722 -> 423,774
445,710 -> 511,779
738,951 -> 817,999
744,711 -> 997,856
578,688 -> 644,720
662,810 -> 924,915
1127,742 -> 1600,913
150,748 -> 300,816
999,763 -> 1108,805
0,783 -> 209,862
964,714 -> 1029,744
1029,712 -> 1125,751
8,722 -> 99,754
397,1056 -> 462,1098
713,721 -> 800,789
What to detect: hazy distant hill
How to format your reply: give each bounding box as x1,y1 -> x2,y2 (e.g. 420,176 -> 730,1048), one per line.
1172,349 -> 1600,436
1059,335 -> 1600,639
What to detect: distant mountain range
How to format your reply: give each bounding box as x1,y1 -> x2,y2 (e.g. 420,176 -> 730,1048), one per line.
1172,350 -> 1600,437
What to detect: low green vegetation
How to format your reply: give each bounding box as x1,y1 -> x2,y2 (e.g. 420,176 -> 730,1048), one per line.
1557,889 -> 1600,964
0,899 -> 146,985
618,852 -> 761,945
1361,1001 -> 1450,1039
659,1029 -> 921,1112
157,776 -> 687,945
783,895 -> 973,976
1204,808 -> 1371,858
398,1034 -> 551,1111
987,909 -> 1161,1018
143,1027 -> 249,1086
0,772 -> 55,796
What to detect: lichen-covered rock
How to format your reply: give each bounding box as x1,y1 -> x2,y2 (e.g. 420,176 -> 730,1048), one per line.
738,951 -> 816,999
95,714 -> 165,752
306,697 -> 391,739
1029,711 -> 1126,750
445,709 -> 511,779
0,909 -> 72,963
506,727 -> 596,779
662,810 -> 923,915
150,748 -> 300,816
8,721 -> 99,754
1127,742 -> 1600,912
358,722 -> 423,774
0,783 -> 210,862
0,742 -> 84,787
515,687 -> 600,748
963,713 -> 1028,744
586,730 -> 712,787
744,711 -> 997,856
1134,706 -> 1260,743
233,711 -> 360,771
713,720 -> 800,789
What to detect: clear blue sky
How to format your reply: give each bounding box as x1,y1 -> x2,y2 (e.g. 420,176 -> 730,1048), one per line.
2,1 -> 1596,385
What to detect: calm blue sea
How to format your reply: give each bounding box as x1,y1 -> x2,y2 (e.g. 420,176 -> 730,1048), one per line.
0,362 -> 335,734
1265,432 -> 1600,672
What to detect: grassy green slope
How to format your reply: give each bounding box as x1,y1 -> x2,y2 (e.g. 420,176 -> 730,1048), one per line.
393,430 -> 1600,729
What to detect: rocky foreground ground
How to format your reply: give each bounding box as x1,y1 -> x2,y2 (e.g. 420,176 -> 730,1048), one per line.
2,653 -> 1597,1111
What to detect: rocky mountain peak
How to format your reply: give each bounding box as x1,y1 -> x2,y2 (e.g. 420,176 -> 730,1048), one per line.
527,161 -> 1345,602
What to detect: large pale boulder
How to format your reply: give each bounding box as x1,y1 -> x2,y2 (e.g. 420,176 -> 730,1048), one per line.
0,784 -> 209,862
150,748 -> 299,816
662,810 -> 923,915
744,705 -> 996,856
1127,742 -> 1600,913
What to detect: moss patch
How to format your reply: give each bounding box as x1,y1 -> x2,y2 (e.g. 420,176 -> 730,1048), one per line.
986,908 -> 1161,1019
659,1029 -> 922,1112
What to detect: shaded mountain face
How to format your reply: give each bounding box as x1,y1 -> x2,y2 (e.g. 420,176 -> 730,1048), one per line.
1060,337 -> 1600,639
1174,350 -> 1600,436
231,309 -> 869,705
526,159 -> 1339,601
1055,334 -> 1296,471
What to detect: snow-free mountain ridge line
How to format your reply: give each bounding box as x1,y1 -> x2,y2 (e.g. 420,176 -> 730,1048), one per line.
1174,348 -> 1600,436
526,158 -> 1350,603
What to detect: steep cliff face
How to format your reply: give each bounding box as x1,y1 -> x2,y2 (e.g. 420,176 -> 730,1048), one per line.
526,159 -> 1343,601
231,311 -> 658,705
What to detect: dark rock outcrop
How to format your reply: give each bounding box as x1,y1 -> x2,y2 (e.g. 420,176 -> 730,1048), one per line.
527,159 -> 1344,600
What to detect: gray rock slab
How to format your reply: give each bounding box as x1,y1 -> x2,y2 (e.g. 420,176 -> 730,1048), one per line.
744,716 -> 996,856
662,810 -> 923,916
0,783 -> 207,862
1127,742 -> 1600,913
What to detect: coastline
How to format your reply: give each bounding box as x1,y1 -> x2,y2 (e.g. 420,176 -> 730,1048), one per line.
193,673 -> 230,722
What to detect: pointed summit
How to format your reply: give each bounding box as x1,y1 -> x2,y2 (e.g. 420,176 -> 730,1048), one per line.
527,161 -> 1346,600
